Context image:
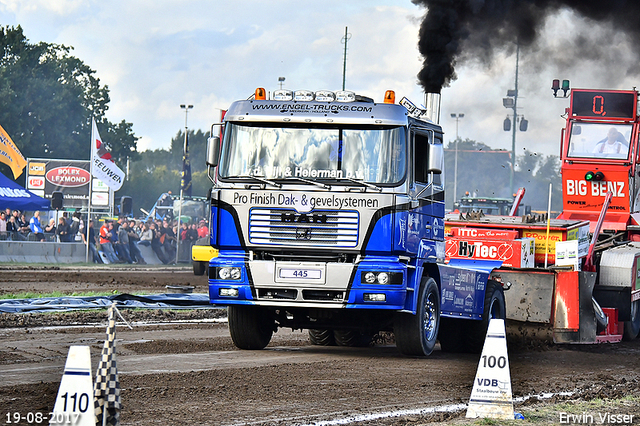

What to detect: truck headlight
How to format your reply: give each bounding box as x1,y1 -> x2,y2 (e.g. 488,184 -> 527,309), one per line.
218,267 -> 242,280
361,271 -> 402,285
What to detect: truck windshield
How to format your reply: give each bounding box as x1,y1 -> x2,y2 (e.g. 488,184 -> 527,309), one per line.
218,123 -> 406,184
567,122 -> 633,160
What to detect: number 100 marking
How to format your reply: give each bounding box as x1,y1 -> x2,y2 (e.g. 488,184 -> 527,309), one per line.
481,355 -> 507,368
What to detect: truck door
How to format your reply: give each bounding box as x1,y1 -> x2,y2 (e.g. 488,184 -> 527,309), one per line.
404,128 -> 445,254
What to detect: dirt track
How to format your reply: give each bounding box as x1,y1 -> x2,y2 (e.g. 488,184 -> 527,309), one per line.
1,267 -> 640,425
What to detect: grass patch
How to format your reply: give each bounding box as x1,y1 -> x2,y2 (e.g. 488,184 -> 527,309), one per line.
454,396 -> 640,426
518,396 -> 640,425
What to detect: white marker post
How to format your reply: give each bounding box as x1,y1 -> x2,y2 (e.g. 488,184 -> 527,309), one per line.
466,319 -> 514,420
50,346 -> 95,425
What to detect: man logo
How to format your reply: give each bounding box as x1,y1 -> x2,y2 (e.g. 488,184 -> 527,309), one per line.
281,212 -> 327,223
296,228 -> 312,241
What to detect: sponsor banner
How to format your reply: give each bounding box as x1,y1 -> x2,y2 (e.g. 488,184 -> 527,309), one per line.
563,168 -> 629,214
45,166 -> 91,187
27,176 -> 45,190
0,124 -> 27,179
450,227 -> 519,240
28,162 -> 46,176
445,237 -> 535,268
26,158 -> 111,209
91,118 -> 125,191
229,190 -> 381,213
92,179 -> 110,192
91,192 -> 109,206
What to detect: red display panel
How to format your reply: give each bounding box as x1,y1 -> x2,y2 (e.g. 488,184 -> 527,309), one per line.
571,90 -> 636,120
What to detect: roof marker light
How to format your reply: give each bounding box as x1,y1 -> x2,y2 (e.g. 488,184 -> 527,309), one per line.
294,90 -> 314,101
384,90 -> 396,104
273,89 -> 293,101
335,91 -> 356,102
315,91 -> 336,102
255,87 -> 266,100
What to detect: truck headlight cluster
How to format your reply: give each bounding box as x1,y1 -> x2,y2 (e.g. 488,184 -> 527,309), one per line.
217,267 -> 242,280
361,271 -> 402,285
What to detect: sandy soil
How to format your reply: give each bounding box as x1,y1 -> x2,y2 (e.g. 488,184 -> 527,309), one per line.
1,266 -> 639,426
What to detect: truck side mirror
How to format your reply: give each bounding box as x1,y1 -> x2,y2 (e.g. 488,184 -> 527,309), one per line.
206,136 -> 220,167
427,143 -> 444,174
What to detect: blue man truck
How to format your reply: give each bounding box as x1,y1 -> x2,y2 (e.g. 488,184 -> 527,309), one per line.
203,88 -> 506,356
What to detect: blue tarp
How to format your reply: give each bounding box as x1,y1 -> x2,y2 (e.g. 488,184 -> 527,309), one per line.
0,293 -> 213,313
0,172 -> 50,211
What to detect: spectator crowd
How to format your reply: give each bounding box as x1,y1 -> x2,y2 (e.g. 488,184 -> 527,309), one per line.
0,208 -> 209,265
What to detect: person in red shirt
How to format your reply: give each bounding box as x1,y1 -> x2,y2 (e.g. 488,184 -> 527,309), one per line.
197,220 -> 209,238
99,220 -> 119,263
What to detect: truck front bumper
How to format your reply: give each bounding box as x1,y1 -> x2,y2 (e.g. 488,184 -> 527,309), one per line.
208,253 -> 408,310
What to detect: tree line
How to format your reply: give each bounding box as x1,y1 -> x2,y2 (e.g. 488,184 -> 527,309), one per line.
444,139 -> 562,212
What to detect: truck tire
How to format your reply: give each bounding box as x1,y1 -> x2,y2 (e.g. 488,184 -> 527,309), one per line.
308,329 -> 336,346
438,317 -> 464,353
394,277 -> 440,356
228,305 -> 274,350
193,261 -> 206,276
334,330 -> 373,347
623,300 -> 640,341
465,280 -> 506,354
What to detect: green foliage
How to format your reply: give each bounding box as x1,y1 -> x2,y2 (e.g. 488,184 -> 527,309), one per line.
445,138 -> 512,207
0,25 -> 137,180
445,139 -> 562,211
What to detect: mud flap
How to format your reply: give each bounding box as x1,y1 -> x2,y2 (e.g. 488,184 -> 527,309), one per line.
553,271 -> 598,343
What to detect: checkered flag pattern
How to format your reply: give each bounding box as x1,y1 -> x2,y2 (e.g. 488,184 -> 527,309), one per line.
94,304 -> 121,426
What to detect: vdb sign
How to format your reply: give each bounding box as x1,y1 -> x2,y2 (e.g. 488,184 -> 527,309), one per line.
45,167 -> 91,187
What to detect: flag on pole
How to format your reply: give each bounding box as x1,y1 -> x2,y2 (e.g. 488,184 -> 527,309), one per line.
180,131 -> 192,197
0,124 -> 27,179
91,119 -> 125,191
94,304 -> 122,426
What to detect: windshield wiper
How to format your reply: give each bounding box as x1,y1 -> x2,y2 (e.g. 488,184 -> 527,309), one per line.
284,176 -> 331,190
335,177 -> 382,192
237,175 -> 281,189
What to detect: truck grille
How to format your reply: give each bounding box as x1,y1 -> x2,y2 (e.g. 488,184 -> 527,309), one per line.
249,208 -> 359,247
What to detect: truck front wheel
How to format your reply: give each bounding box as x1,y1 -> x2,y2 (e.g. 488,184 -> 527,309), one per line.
623,300 -> 640,341
228,305 -> 274,350
394,277 -> 440,356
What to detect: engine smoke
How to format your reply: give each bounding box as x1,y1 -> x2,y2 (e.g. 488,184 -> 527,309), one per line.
413,0 -> 640,93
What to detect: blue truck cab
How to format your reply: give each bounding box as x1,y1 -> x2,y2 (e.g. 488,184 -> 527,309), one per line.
205,88 -> 504,356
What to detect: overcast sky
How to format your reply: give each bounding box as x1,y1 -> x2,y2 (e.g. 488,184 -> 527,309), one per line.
2,0 -> 639,162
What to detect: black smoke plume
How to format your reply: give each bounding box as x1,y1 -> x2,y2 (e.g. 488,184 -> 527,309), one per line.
413,0 -> 640,93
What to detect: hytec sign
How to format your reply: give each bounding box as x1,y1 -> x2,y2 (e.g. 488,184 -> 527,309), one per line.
445,237 -> 534,268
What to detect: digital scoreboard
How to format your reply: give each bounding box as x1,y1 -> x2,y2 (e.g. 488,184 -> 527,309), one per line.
570,90 -> 637,120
